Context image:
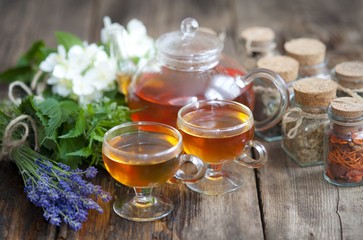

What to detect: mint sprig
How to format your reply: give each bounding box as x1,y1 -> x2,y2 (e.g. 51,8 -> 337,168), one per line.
18,96 -> 130,168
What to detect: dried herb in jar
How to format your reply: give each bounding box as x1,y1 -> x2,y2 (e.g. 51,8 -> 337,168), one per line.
282,77 -> 337,167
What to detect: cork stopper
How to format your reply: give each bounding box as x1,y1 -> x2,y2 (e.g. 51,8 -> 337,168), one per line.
257,55 -> 299,83
331,97 -> 363,118
293,78 -> 337,107
284,38 -> 326,66
240,26 -> 275,47
335,61 -> 363,83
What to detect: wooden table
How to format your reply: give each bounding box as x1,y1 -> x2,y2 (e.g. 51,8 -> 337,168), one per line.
1,0 -> 363,239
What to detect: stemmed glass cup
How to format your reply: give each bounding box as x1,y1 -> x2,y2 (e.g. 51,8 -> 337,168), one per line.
102,121 -> 205,221
177,99 -> 268,195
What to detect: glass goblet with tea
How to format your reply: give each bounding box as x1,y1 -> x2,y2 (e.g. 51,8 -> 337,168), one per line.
177,99 -> 267,195
102,121 -> 205,222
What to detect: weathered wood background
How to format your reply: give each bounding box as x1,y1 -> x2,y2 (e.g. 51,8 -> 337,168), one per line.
1,0 -> 363,239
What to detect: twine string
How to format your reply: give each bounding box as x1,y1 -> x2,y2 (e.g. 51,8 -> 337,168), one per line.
0,115 -> 39,160
8,81 -> 33,105
2,72 -> 44,160
282,108 -> 328,139
336,84 -> 363,99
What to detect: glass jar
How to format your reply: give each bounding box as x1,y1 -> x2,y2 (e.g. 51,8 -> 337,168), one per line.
323,97 -> 363,186
284,38 -> 331,79
240,26 -> 279,70
281,78 -> 337,167
254,55 -> 299,141
331,61 -> 363,98
127,18 -> 289,130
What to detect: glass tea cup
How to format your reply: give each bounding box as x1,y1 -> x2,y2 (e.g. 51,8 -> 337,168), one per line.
102,121 -> 205,222
177,99 -> 268,195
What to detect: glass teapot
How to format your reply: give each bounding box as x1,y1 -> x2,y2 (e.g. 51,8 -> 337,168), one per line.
126,18 -> 289,131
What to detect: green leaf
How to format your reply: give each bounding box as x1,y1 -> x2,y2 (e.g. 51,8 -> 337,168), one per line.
0,66 -> 33,83
66,147 -> 93,158
17,41 -> 53,67
90,130 -> 104,142
59,100 -> 79,121
40,133 -> 60,151
55,31 -> 83,51
59,110 -> 86,139
35,98 -> 63,137
58,137 -> 84,168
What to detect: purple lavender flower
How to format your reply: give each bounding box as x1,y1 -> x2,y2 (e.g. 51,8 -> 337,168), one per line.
85,166 -> 98,178
16,152 -> 111,231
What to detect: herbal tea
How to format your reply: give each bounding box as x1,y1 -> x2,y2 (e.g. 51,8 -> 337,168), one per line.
102,132 -> 180,187
178,107 -> 254,164
128,67 -> 254,127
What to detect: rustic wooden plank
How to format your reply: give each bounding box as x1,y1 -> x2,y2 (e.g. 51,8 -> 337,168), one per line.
338,187 -> 363,240
257,141 -> 342,239
0,0 -> 95,72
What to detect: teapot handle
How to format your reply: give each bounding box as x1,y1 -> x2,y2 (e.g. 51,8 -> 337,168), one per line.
236,68 -> 289,131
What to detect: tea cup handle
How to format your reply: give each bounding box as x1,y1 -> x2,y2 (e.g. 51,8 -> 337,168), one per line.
174,154 -> 206,183
236,68 -> 289,131
234,140 -> 268,168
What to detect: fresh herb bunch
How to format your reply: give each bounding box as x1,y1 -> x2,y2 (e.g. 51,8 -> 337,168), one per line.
0,30 -> 132,168
18,95 -> 130,168
0,17 -> 154,230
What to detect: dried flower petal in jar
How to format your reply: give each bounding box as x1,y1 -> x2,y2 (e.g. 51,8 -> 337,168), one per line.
255,55 -> 299,141
323,97 -> 363,186
284,38 -> 330,79
282,78 -> 337,166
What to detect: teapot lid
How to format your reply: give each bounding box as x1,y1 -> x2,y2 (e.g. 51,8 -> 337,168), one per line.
156,18 -> 224,71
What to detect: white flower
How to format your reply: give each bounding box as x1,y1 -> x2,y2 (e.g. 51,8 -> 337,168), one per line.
52,78 -> 72,97
72,74 -> 95,96
40,45 -> 67,72
67,45 -> 91,74
125,19 -> 154,58
100,16 -> 125,44
39,41 -> 117,105
86,60 -> 116,91
101,16 -> 155,62
127,19 -> 148,38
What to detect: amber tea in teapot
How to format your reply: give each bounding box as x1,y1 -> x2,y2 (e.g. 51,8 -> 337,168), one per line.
127,18 -> 289,131
128,63 -> 254,127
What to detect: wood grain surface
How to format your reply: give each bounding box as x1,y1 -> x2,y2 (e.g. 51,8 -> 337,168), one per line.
1,0 -> 363,239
